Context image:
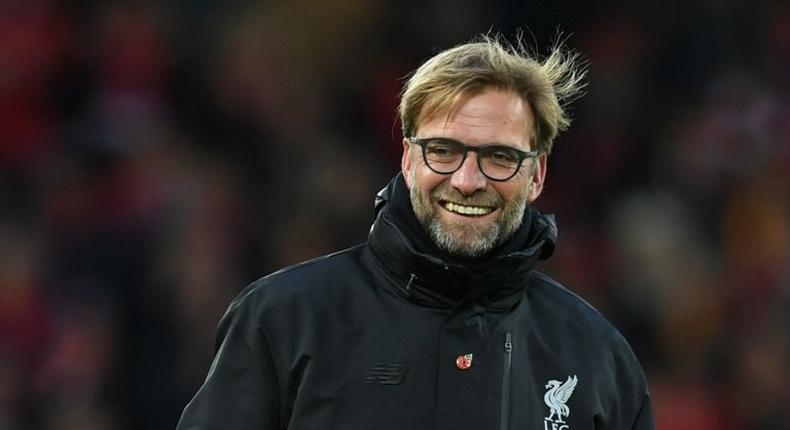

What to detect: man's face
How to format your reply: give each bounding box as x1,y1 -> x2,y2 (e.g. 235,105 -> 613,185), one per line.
401,89 -> 547,257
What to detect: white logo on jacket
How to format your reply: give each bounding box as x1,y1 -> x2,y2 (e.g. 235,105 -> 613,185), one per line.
543,375 -> 578,430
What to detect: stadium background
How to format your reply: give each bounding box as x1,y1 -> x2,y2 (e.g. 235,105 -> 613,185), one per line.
1,1 -> 788,428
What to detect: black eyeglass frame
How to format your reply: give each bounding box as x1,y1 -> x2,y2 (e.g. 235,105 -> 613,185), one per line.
408,136 -> 539,182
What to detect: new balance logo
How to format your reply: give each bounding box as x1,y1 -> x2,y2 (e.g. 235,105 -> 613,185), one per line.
364,363 -> 408,385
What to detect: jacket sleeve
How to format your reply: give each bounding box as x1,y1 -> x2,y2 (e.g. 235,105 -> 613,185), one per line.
630,394 -> 655,430
176,289 -> 281,430
613,333 -> 655,430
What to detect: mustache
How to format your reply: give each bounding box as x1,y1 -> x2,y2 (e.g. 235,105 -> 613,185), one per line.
431,184 -> 503,207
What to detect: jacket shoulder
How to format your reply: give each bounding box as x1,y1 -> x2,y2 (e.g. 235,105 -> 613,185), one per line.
229,244 -> 368,309
527,271 -> 628,344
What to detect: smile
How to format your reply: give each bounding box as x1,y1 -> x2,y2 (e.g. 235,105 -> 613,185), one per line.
441,201 -> 495,217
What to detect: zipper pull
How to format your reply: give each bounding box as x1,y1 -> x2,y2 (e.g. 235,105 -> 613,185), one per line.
501,331 -> 513,430
406,273 -> 416,292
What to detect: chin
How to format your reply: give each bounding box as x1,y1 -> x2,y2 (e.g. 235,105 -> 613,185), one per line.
430,222 -> 501,257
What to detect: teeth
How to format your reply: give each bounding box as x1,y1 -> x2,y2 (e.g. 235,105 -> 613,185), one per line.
444,202 -> 494,216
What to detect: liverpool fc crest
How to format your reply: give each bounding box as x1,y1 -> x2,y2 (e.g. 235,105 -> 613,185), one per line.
543,375 -> 578,429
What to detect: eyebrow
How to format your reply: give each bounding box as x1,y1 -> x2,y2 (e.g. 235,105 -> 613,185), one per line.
420,136 -> 525,150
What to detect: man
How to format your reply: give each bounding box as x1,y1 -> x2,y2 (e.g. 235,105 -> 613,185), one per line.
176,35 -> 654,430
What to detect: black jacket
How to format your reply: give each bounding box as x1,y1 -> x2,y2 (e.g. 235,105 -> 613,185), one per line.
176,174 -> 654,430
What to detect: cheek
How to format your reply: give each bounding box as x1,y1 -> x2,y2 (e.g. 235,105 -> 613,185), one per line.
413,168 -> 447,194
493,181 -> 529,203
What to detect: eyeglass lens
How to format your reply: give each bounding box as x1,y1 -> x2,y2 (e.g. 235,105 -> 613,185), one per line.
422,139 -> 522,180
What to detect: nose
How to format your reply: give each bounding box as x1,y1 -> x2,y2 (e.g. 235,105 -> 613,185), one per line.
449,153 -> 487,195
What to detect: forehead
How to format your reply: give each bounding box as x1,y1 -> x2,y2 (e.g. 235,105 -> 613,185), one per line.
416,89 -> 534,150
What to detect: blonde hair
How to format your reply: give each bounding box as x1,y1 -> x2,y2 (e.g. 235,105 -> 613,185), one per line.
399,34 -> 587,154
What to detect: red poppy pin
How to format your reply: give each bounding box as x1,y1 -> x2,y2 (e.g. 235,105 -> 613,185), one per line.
456,353 -> 473,370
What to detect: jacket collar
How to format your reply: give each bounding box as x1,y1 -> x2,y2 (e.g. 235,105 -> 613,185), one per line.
366,174 -> 557,311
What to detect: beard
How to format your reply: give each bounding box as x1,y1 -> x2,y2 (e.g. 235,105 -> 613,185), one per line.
409,174 -> 530,258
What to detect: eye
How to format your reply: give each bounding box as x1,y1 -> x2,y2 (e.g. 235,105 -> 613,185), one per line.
424,140 -> 462,160
428,145 -> 452,156
488,148 -> 519,164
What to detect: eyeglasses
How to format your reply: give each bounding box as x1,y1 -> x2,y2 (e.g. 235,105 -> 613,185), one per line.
408,137 -> 538,181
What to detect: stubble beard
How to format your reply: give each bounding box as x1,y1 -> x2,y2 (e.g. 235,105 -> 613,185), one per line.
409,173 -> 530,258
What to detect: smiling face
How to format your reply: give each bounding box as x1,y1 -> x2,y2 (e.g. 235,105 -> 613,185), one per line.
401,89 -> 547,257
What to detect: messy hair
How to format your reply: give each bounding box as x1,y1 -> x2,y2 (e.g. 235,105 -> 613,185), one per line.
399,33 -> 587,154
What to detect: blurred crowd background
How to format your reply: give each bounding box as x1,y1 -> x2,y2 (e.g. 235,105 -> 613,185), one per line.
1,0 -> 788,429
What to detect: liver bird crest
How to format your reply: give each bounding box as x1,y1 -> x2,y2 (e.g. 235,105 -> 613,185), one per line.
543,375 -> 578,423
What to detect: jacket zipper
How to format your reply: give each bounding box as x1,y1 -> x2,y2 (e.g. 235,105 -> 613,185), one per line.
500,331 -> 512,430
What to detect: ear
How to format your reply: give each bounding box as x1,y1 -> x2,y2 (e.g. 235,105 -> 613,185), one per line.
527,153 -> 547,203
401,137 -> 413,189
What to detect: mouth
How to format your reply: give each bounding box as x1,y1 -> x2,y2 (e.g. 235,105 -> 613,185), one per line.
440,200 -> 496,217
